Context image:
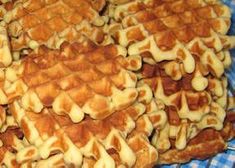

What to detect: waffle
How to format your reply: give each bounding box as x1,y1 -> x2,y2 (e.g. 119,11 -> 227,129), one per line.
0,42 -> 143,122
79,133 -> 158,168
3,98 -> 233,167
0,127 -> 24,167
0,126 -> 67,167
111,0 -> 230,21
0,0 -> 233,167
159,121 -> 235,164
0,0 -> 107,52
140,63 -> 229,105
138,63 -> 228,151
0,25 -> 12,67
8,96 -> 161,167
3,71 -> 164,167
106,0 -> 235,91
0,106 -> 5,128
1,61 -> 166,167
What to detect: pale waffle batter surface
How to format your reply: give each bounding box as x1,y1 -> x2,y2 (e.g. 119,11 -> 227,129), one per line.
0,0 -> 234,167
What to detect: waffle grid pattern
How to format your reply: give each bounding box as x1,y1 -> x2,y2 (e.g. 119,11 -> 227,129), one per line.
163,0 -> 235,167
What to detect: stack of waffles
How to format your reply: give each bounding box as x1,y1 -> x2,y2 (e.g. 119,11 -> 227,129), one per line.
0,0 -> 234,167
107,0 -> 235,164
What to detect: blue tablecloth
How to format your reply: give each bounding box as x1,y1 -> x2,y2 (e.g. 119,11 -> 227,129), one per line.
162,1 -> 235,167
225,0 -> 235,91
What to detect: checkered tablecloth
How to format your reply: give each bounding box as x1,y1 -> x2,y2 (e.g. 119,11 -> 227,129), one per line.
161,1 -> 235,168
226,0 -> 235,92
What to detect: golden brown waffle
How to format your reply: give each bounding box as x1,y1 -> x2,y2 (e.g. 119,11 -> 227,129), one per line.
0,104 -> 19,133
0,42 -> 143,122
140,63 -> 229,105
1,109 -> 233,167
0,0 -> 105,20
0,0 -> 107,52
0,0 -> 233,167
138,64 -> 227,151
111,0 -> 230,21
159,121 -> 235,164
0,126 -> 67,167
108,0 -> 132,5
9,97 -> 162,167
0,106 -> 5,128
0,127 -> 23,167
105,0 -> 235,92
3,72 -> 164,167
0,53 -> 166,166
0,25 -> 12,67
